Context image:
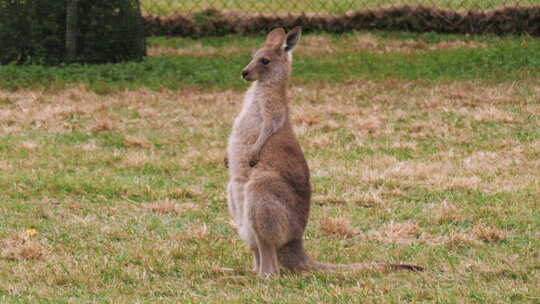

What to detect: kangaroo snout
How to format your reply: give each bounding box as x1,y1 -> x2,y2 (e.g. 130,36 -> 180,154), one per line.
241,69 -> 253,82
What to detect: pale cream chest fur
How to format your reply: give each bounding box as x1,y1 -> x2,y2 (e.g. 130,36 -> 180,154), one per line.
227,82 -> 264,180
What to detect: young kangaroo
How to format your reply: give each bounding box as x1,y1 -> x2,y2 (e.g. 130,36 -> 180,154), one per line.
226,27 -> 423,278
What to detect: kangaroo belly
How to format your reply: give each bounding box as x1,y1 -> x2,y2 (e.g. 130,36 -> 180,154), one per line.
227,130 -> 257,179
227,180 -> 258,248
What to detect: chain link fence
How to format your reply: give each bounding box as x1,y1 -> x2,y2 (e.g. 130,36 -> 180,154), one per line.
142,0 -> 540,37
141,0 -> 538,16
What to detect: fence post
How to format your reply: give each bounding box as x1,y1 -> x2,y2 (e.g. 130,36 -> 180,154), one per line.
66,0 -> 78,62
135,0 -> 147,57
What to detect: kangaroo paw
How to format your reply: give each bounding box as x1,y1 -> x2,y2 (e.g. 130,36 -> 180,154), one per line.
248,153 -> 260,167
249,159 -> 259,167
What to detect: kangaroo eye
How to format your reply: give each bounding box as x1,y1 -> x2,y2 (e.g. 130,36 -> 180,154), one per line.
260,58 -> 270,65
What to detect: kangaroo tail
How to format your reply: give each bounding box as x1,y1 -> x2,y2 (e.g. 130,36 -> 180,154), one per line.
307,259 -> 424,272
277,239 -> 424,273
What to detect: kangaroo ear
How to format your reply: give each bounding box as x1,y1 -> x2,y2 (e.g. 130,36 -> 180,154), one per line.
265,28 -> 286,47
284,27 -> 302,52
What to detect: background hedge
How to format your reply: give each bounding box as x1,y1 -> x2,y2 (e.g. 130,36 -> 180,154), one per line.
144,6 -> 540,37
0,0 -> 146,65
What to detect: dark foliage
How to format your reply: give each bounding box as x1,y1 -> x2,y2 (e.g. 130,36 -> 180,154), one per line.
0,0 -> 146,65
144,5 -> 540,37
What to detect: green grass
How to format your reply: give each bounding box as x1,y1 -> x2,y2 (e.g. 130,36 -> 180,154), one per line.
1,32 -> 539,92
0,31 -> 539,302
141,0 -> 529,15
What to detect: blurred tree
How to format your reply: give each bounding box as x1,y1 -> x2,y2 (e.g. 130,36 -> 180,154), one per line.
0,0 -> 146,65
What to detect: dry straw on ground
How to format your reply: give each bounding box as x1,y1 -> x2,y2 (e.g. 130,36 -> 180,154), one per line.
0,232 -> 45,261
0,75 -> 537,301
426,201 -> 466,224
365,221 -> 420,245
142,199 -> 198,214
0,81 -> 537,197
321,216 -> 359,238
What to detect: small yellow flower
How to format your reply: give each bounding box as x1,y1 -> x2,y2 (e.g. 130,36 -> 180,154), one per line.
26,228 -> 37,236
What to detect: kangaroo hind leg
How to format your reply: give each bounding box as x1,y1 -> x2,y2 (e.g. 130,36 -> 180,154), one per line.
251,247 -> 260,273
244,176 -> 292,278
256,239 -> 279,278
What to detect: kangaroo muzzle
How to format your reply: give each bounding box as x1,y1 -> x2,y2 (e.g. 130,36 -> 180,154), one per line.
241,69 -> 254,82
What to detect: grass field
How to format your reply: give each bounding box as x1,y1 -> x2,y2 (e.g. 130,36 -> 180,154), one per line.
141,0 -> 532,15
1,31 -> 539,303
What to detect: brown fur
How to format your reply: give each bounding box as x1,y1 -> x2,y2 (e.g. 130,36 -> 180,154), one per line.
226,27 -> 423,278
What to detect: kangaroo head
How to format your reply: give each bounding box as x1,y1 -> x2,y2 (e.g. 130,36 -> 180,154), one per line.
241,27 -> 301,83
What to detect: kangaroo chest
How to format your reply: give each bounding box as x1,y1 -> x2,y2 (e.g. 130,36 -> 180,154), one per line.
232,85 -> 263,140
231,103 -> 262,144
227,85 -> 264,177
226,86 -> 264,246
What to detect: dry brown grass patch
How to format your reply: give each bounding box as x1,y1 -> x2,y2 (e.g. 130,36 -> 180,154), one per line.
142,199 -> 197,214
1,125 -> 21,134
354,116 -> 381,133
120,151 -> 153,168
1,80 -> 524,138
0,87 -> 192,136
312,195 -> 347,205
472,223 -> 507,243
178,79 -> 534,194
444,175 -> 482,191
0,79 -> 534,192
172,224 -> 209,241
80,141 -> 98,151
408,119 -> 450,139
336,34 -> 484,56
148,45 -> 242,57
296,35 -> 337,57
353,187 -> 387,207
0,159 -> 12,170
463,151 -> 500,171
531,140 -> 540,153
169,187 -> 206,200
430,40 -> 485,51
472,105 -> 517,123
306,133 -> 333,149
0,232 -> 45,260
419,223 -> 507,248
320,216 -> 359,238
0,87 -> 112,134
444,231 -> 481,249
92,115 -> 118,132
0,68 -> 537,301
390,140 -> 417,151
18,141 -> 40,151
427,201 -> 466,224
295,115 -> 321,127
365,221 -> 420,245
147,34 -> 485,60
137,107 -> 160,119
125,135 -> 151,149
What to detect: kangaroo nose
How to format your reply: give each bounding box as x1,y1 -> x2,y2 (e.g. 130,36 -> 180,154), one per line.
242,70 -> 249,79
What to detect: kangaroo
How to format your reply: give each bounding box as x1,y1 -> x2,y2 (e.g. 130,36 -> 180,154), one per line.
226,27 -> 423,278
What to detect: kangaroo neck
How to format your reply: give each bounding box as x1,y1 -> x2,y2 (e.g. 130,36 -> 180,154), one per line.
251,80 -> 289,106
